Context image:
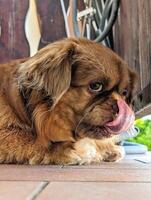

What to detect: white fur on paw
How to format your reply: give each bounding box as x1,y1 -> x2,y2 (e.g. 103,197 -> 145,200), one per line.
102,145 -> 125,162
116,146 -> 125,162
74,138 -> 101,165
67,151 -> 82,165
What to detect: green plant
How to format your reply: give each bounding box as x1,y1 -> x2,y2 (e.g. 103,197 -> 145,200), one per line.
128,119 -> 151,150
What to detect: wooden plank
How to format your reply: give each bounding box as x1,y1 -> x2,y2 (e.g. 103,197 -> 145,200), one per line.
37,0 -> 67,49
0,164 -> 151,182
113,0 -> 140,76
0,0 -> 29,63
0,181 -> 43,200
138,0 -> 151,90
37,182 -> 151,200
136,103 -> 151,119
134,83 -> 151,112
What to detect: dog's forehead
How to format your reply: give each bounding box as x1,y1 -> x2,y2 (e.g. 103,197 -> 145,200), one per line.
82,41 -> 121,66
72,41 -> 129,88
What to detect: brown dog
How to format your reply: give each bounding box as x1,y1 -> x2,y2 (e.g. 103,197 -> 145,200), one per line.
0,38 -> 137,165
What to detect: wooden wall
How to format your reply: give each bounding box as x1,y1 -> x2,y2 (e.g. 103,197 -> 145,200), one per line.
113,0 -> 151,116
0,0 -> 67,63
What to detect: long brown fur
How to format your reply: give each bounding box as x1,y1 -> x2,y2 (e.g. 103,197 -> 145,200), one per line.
0,38 -> 137,164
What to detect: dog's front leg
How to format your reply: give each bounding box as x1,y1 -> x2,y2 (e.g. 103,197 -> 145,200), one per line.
0,130 -> 83,165
0,129 -> 48,164
0,130 -> 124,165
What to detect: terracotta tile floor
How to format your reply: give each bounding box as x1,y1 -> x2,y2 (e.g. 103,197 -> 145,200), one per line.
0,153 -> 151,200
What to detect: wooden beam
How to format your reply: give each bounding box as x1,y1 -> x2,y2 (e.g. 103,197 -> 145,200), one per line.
136,103 -> 151,118
134,83 -> 151,112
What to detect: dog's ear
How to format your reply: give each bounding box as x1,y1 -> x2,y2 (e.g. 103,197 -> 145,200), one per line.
18,38 -> 78,106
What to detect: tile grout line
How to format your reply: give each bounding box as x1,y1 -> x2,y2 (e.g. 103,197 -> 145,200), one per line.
26,181 -> 49,200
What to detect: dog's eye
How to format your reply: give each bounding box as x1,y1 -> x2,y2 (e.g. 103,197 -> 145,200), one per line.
122,89 -> 128,96
89,82 -> 103,92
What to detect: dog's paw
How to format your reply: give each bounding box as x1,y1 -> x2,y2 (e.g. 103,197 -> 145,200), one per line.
64,148 -> 101,166
102,146 -> 125,162
63,150 -> 83,165
72,138 -> 102,165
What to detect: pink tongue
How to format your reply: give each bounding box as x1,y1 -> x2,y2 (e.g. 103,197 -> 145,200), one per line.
106,99 -> 135,134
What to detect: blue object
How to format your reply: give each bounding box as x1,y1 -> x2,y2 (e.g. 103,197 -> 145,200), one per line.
114,125 -> 148,154
121,141 -> 148,154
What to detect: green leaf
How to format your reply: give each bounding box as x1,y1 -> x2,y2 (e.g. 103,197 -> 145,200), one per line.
128,119 -> 151,150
